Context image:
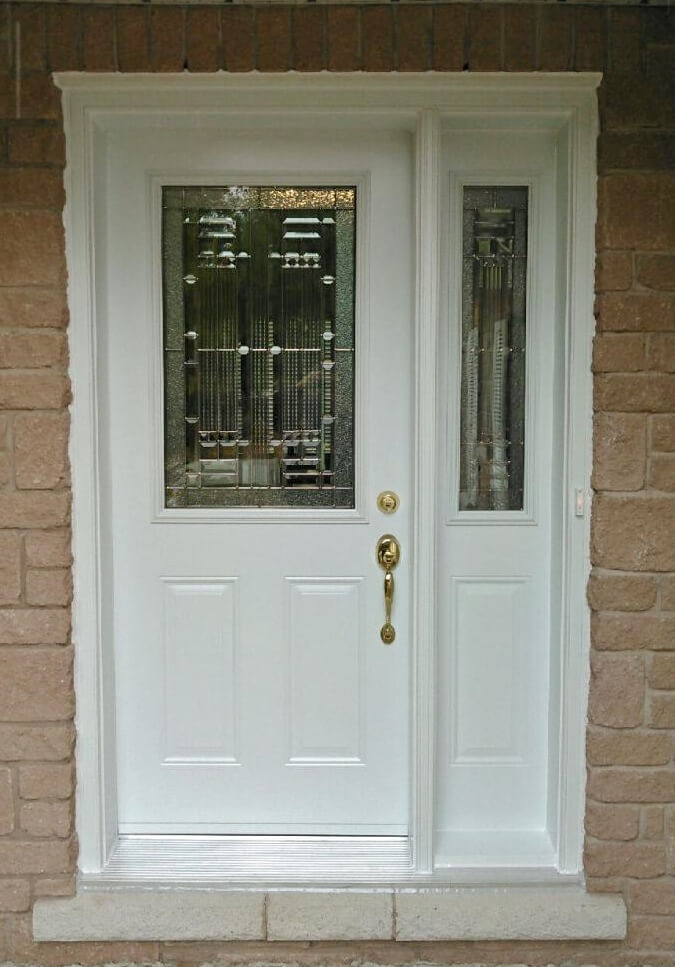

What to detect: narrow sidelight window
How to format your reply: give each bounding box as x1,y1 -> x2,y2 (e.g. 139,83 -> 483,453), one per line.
163,186 -> 356,509
459,187 -> 528,511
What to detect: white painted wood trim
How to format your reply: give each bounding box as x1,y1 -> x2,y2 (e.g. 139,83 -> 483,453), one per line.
34,887 -> 626,942
57,72 -> 600,887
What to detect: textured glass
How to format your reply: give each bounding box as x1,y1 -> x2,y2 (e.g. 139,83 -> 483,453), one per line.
459,187 -> 528,511
163,186 -> 356,509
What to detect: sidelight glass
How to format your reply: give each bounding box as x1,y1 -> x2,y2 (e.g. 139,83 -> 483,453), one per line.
459,186 -> 528,512
162,186 -> 356,509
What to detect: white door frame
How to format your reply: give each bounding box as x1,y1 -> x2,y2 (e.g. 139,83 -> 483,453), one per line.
58,72 -> 599,884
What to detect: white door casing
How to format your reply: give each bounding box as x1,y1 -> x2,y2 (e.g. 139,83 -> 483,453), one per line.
59,74 -> 599,883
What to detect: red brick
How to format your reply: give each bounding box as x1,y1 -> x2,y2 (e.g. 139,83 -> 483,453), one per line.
585,841 -> 665,878
14,412 -> 69,490
0,492 -> 69,528
185,7 -> 220,73
468,6 -> 502,71
396,6 -> 431,72
0,724 -> 73,761
0,767 -> 13,835
586,802 -> 639,842
117,7 -> 149,73
82,7 -> 115,72
362,6 -> 395,72
255,7 -> 291,73
589,653 -> 644,728
150,7 -> 184,73
598,174 -> 675,251
596,293 -> 675,334
637,255 -> 675,293
592,612 -> 675,651
0,608 -> 69,646
651,415 -> 675,453
587,730 -> 671,766
608,7 -> 641,76
293,6 -> 325,73
0,840 -> 74,875
24,530 -> 71,568
592,496 -> 675,571
0,880 -> 30,913
574,6 -> 606,72
326,6 -> 360,73
0,287 -> 68,329
20,800 -> 72,838
0,533 -> 21,606
0,329 -> 66,368
594,373 -> 675,413
593,333 -> 645,373
648,695 -> 675,730
7,126 -> 65,166
432,5 -> 464,72
19,762 -> 73,800
46,5 -> 81,72
589,768 -> 675,804
0,4 -> 10,73
20,74 -> 61,121
631,879 -> 675,915
0,372 -> 69,409
503,6 -> 536,72
0,212 -> 65,286
629,916 -> 675,950
13,4 -> 46,72
538,5 -> 572,72
587,572 -> 657,612
222,6 -> 255,73
0,648 -> 73,722
599,130 -> 675,173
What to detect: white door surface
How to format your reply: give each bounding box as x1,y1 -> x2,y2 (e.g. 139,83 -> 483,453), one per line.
100,123 -> 414,834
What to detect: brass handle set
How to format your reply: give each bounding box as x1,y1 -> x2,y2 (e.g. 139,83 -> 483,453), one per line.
376,534 -> 401,645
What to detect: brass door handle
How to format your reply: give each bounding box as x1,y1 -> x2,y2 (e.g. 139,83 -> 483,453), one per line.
376,534 -> 401,644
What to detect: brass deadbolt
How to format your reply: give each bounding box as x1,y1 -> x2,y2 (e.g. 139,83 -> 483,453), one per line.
377,491 -> 400,515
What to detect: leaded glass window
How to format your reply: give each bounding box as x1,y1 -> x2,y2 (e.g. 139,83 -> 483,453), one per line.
163,186 -> 356,509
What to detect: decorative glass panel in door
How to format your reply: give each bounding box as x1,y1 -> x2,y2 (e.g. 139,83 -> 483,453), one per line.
163,186 -> 356,509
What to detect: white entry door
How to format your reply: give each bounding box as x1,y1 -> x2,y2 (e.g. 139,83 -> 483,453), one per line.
100,122 -> 414,834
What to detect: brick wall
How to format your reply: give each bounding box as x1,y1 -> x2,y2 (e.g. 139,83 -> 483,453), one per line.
0,2 -> 673,964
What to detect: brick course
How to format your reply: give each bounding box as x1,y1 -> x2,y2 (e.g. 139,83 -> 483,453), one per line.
0,2 -> 673,964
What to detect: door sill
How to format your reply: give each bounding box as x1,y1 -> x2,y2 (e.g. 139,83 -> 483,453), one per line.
97,833 -> 414,884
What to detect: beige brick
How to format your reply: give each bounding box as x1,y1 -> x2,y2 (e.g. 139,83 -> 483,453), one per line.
592,612 -> 675,650
593,333 -> 645,372
0,372 -> 69,409
648,695 -> 675,729
652,414 -> 675,452
596,292 -> 675,333
585,802 -> 638,841
587,730 -> 671,766
594,373 -> 675,412
0,608 -> 69,645
641,805 -> 664,840
631,879 -> 675,915
592,412 -> 646,491
0,532 -> 22,605
598,173 -> 675,251
584,841 -> 665,878
32,875 -> 75,898
14,412 -> 69,490
662,575 -> 675,610
648,332 -> 675,373
0,212 -> 66,286
0,287 -> 68,329
0,879 -> 30,913
589,653 -> 643,727
587,572 -> 657,612
592,496 -> 675,571
649,453 -> 675,492
25,568 -> 71,606
636,254 -> 675,291
24,529 -> 71,568
0,169 -> 64,210
588,768 -> 675,803
0,492 -> 69,528
0,767 -> 13,835
19,763 -> 73,800
628,915 -> 675,949
595,251 -> 633,292
0,724 -> 73,761
0,329 -> 66,369
0,648 -> 73,722
20,800 -> 72,838
0,839 -> 74,875
649,654 -> 675,690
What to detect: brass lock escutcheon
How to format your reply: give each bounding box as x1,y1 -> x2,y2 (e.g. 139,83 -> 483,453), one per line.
376,534 -> 401,645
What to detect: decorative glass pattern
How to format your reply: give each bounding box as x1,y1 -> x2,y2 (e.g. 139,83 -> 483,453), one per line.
163,186 -> 356,509
459,187 -> 528,511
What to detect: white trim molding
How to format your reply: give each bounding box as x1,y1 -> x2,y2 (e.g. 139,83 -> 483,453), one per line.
51,70 -> 612,938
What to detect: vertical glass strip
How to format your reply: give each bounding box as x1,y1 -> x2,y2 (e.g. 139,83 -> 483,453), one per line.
459,186 -> 528,512
162,187 -> 356,509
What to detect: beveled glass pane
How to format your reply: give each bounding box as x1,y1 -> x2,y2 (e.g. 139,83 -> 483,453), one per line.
459,187 -> 528,512
162,186 -> 356,509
